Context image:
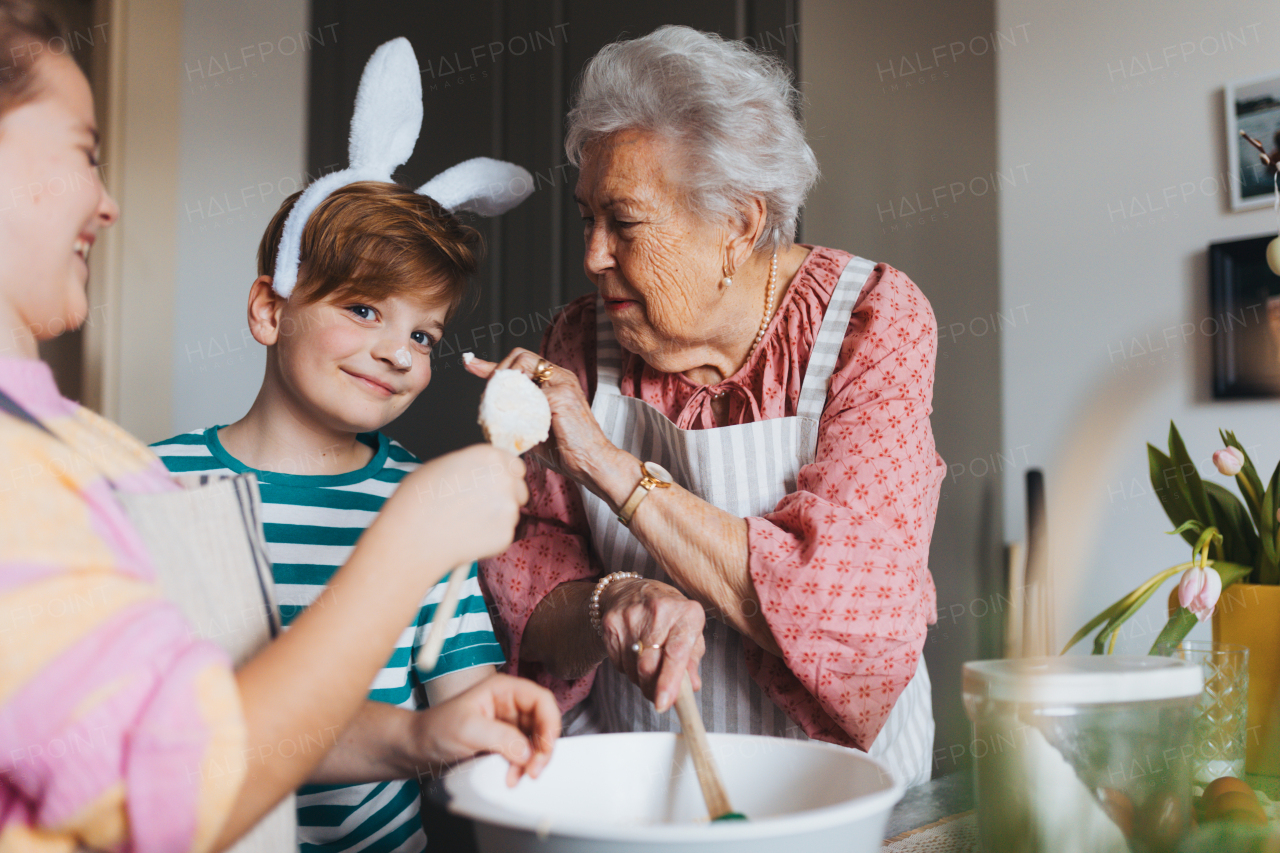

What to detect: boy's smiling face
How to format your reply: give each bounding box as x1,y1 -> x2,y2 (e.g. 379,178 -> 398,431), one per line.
269,287 -> 447,434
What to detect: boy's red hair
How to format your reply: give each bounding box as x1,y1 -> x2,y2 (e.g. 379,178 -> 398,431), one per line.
258,181 -> 481,321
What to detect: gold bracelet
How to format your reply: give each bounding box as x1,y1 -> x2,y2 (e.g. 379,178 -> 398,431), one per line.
588,571 -> 641,636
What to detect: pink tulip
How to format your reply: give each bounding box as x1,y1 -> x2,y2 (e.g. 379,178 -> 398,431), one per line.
1213,447 -> 1244,476
1178,564 -> 1222,622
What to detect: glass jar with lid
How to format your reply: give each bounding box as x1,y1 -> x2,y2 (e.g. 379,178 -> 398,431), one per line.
963,656 -> 1203,853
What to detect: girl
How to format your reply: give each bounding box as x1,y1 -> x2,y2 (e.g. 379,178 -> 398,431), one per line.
0,3 -> 557,850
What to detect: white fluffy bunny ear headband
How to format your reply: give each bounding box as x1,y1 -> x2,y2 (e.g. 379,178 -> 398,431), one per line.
272,37 -> 534,297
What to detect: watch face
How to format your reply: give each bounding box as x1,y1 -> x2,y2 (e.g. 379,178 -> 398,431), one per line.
643,461 -> 673,483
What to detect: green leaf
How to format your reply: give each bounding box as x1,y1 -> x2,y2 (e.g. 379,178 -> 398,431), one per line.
1192,526 -> 1222,556
1212,560 -> 1254,588
1095,560 -> 1192,653
1261,463 -> 1280,585
1149,445 -> 1200,548
1149,608 -> 1198,655
1064,562 -> 1192,655
1205,483 -> 1258,567
1061,596 -> 1132,654
1168,422 -> 1215,529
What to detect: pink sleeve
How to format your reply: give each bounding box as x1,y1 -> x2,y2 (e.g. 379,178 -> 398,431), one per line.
0,463 -> 245,851
745,266 -> 947,750
0,596 -> 244,853
480,297 -> 604,711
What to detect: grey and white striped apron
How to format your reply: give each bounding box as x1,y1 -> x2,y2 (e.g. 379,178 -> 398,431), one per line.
573,254 -> 935,787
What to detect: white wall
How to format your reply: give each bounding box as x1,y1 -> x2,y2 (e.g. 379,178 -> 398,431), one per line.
801,0 -> 1003,768
167,0 -> 310,440
997,0 -> 1280,651
91,0 -> 183,439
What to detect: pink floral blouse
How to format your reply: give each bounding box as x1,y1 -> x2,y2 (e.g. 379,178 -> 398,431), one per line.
480,246 -> 947,750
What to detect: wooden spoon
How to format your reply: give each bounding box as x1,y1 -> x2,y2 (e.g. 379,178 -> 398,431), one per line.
673,673 -> 747,821
417,366 -> 551,674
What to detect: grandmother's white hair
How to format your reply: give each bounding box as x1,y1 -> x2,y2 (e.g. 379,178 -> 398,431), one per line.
565,25 -> 818,251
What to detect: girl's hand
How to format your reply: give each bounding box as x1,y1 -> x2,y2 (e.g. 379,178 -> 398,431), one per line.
412,673 -> 561,786
465,350 -> 625,499
598,577 -> 706,713
377,444 -> 529,572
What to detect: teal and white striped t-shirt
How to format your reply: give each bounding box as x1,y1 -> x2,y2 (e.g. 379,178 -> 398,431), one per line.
152,427 -> 505,853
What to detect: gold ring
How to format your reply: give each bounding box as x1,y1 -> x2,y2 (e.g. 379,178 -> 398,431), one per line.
532,358 -> 555,386
630,642 -> 663,655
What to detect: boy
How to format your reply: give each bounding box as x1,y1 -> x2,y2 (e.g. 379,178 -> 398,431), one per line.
154,182 -> 505,853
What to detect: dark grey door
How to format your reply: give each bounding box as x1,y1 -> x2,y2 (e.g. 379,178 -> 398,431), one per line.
309,0 -> 797,461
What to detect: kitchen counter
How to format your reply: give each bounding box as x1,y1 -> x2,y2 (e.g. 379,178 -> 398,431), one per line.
884,771 -> 974,839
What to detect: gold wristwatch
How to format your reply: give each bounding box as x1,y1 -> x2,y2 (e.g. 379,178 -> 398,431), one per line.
616,461 -> 674,527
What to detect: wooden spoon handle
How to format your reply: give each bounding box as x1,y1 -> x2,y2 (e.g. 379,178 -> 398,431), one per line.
673,673 -> 734,820
415,562 -> 470,673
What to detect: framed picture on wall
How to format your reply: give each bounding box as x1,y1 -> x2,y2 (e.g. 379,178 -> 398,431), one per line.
1210,234 -> 1280,398
1226,71 -> 1280,211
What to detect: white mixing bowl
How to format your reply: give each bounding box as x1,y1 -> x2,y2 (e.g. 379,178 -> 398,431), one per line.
441,732 -> 904,853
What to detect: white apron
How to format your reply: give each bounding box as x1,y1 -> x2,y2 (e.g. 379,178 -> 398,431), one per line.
574,254 -> 935,787
0,389 -> 296,850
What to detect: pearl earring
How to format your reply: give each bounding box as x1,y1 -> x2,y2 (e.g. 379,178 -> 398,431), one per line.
721,263 -> 733,288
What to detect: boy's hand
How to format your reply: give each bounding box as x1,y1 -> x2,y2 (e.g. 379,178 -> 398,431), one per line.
414,673 -> 560,787
378,445 -> 529,571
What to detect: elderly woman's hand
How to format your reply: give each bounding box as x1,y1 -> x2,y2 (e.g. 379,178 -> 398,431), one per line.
598,577 -> 706,712
465,349 -> 628,499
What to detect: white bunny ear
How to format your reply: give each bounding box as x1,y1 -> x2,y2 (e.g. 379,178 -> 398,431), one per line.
348,37 -> 423,176
271,168 -> 360,297
271,41 -> 533,298
418,157 -> 534,216
272,37 -> 424,297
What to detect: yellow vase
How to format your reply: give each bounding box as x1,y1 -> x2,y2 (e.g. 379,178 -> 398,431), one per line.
1212,583 -> 1280,775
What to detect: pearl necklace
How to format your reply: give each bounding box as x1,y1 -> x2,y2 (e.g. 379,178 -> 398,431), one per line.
713,250 -> 778,401
750,250 -> 779,356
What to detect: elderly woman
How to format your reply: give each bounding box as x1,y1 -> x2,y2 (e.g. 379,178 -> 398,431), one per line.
472,25 -> 946,786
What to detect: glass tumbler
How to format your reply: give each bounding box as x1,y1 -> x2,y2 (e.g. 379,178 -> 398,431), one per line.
1175,641 -> 1249,784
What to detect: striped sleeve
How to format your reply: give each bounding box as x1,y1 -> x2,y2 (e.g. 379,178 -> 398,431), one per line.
383,441 -> 505,684
413,562 -> 505,682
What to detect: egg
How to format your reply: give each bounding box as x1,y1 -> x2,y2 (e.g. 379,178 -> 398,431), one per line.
1267,236 -> 1280,277
1133,790 -> 1188,848
1220,809 -> 1269,827
1201,776 -> 1254,805
1204,791 -> 1264,823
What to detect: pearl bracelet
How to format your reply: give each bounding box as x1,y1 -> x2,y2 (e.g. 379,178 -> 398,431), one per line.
589,571 -> 641,636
